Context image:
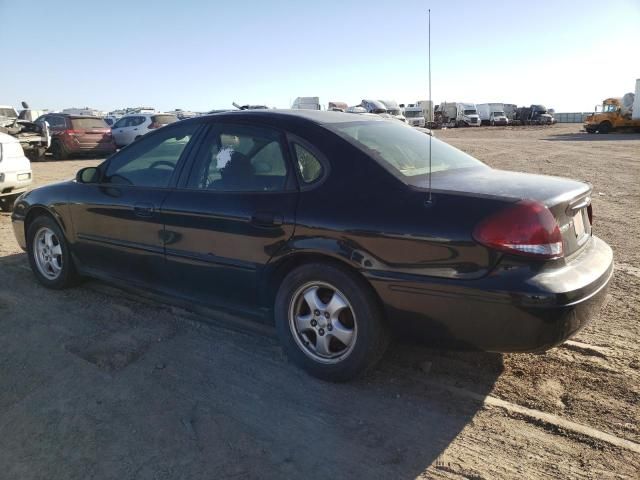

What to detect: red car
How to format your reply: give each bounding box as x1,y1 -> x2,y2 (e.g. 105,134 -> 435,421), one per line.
36,114 -> 116,160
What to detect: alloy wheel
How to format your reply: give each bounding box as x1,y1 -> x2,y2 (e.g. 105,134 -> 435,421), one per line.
33,227 -> 63,280
288,281 -> 358,364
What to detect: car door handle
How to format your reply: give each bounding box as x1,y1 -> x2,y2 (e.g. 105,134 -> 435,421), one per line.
134,202 -> 155,217
251,212 -> 283,227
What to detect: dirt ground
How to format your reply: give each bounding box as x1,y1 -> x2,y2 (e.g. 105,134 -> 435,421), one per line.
0,124 -> 638,479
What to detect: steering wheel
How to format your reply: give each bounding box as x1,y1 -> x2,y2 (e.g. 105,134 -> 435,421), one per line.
149,160 -> 175,170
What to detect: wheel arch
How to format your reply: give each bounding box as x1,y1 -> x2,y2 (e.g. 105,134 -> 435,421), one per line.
261,251 -> 386,321
24,205 -> 69,242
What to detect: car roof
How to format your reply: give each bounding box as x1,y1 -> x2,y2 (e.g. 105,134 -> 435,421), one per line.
46,113 -> 104,119
200,109 -> 386,126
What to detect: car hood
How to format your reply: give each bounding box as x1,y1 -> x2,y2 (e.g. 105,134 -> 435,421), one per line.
429,167 -> 590,206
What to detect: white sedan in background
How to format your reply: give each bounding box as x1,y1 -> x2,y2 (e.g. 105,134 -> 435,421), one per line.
111,113 -> 178,147
0,132 -> 32,212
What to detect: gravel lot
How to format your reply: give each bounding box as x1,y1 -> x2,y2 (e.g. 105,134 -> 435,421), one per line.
0,124 -> 638,479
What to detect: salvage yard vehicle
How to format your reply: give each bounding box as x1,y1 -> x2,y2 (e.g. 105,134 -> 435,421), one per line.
477,103 -> 509,126
11,110 -> 613,381
111,113 -> 178,147
35,114 -> 116,160
439,102 -> 481,127
0,132 -> 32,211
584,79 -> 640,133
0,104 -> 51,161
378,100 -> 406,122
516,105 -> 554,125
403,104 -> 426,127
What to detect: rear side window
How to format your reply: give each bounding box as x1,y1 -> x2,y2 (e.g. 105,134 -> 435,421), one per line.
152,114 -> 177,125
50,116 -> 68,129
293,143 -> 323,184
187,124 -> 288,192
71,118 -> 108,129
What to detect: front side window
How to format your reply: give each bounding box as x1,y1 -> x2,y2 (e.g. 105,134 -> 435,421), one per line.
328,120 -> 486,183
187,124 -> 288,192
103,122 -> 199,187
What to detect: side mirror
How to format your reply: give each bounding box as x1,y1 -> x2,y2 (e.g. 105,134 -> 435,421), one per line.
76,167 -> 100,184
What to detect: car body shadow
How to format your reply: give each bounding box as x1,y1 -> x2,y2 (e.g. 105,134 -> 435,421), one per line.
544,132 -> 640,141
0,252 -> 503,479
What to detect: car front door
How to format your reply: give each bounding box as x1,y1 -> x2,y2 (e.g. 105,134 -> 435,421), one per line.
160,122 -> 299,312
67,120 -> 203,284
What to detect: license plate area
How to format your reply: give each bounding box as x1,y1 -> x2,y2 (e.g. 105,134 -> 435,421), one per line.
573,208 -> 590,244
17,173 -> 31,181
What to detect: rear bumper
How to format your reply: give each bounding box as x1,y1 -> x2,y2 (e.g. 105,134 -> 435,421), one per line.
367,236 -> 613,352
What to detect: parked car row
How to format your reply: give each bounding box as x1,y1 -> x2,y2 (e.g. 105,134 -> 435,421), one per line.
27,112 -> 179,160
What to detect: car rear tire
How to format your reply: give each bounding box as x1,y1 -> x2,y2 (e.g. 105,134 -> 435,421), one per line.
275,263 -> 389,382
51,141 -> 69,160
27,215 -> 79,289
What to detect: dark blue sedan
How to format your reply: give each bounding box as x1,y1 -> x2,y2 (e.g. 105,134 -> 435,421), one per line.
11,110 -> 613,381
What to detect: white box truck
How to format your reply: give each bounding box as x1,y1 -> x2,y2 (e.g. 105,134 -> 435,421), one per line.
291,97 -> 321,110
477,103 -> 509,126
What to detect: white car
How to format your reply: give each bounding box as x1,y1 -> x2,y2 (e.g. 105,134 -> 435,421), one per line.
0,132 -> 32,212
111,113 -> 178,147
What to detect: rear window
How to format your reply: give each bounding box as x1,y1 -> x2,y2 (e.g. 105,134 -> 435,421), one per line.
328,120 -> 486,183
71,117 -> 108,129
152,114 -> 177,125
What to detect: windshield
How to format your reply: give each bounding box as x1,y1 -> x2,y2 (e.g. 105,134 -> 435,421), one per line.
493,111 -> 505,117
328,121 -> 486,182
463,109 -> 477,115
404,110 -> 423,118
603,104 -> 618,113
0,108 -> 17,118
387,108 -> 401,116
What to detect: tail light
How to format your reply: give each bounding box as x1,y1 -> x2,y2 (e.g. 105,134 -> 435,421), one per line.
65,129 -> 81,135
473,200 -> 563,259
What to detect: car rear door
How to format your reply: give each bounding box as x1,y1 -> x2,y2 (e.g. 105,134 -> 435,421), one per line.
159,121 -> 298,311
67,120 -> 204,284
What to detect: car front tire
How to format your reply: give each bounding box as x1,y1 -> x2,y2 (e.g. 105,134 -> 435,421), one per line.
275,263 -> 389,382
27,215 -> 79,289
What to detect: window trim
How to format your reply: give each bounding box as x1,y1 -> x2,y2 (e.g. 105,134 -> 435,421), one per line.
176,120 -> 297,194
286,133 -> 330,191
97,119 -> 206,190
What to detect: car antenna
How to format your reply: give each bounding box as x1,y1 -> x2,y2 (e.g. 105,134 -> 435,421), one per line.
425,8 -> 433,206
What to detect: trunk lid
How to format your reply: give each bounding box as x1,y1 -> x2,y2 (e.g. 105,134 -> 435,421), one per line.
431,168 -> 592,257
70,117 -> 113,145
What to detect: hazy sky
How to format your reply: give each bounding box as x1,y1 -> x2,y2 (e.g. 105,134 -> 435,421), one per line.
1,0 -> 638,112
